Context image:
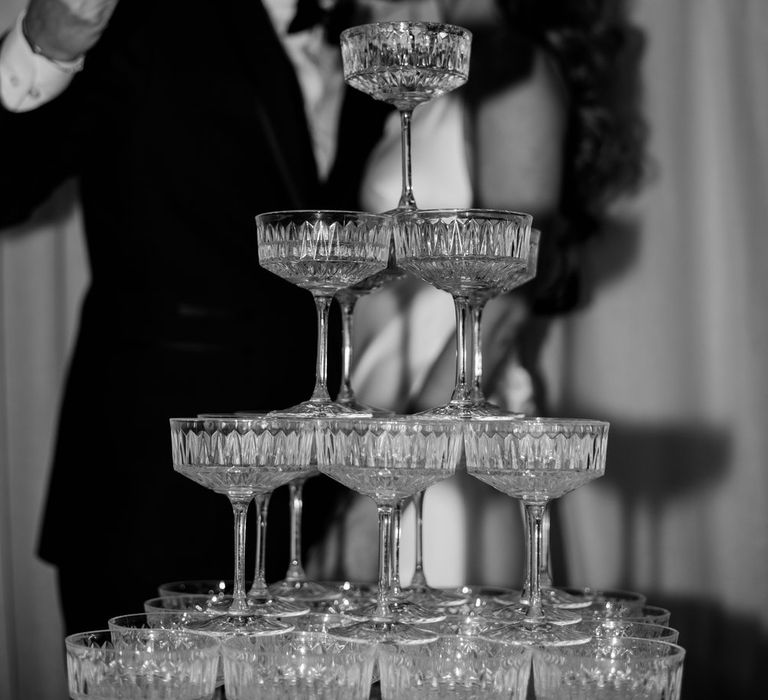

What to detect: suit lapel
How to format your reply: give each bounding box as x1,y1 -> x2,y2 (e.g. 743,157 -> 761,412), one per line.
223,0 -> 320,208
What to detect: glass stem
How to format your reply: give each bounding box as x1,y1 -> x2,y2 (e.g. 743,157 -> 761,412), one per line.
450,296 -> 473,406
540,503 -> 554,588
229,494 -> 253,614
522,501 -> 547,620
411,490 -> 428,589
285,478 -> 307,583
470,300 -> 487,403
391,501 -> 402,597
310,294 -> 332,402
398,108 -> 417,210
374,502 -> 395,619
248,492 -> 272,601
337,294 -> 357,404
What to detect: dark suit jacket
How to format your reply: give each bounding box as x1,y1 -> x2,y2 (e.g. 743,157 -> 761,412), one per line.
0,0 -> 390,624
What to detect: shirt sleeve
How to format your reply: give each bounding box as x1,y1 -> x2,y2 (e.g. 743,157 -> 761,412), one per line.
0,12 -> 82,112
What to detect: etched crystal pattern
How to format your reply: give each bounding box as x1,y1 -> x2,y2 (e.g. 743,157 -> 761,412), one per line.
223,632 -> 375,700
316,419 -> 462,503
256,215 -> 391,294
394,211 -> 531,295
464,418 -> 608,501
533,639 -> 685,700
379,636 -> 531,700
67,630 -> 219,699
170,418 -> 314,496
341,22 -> 471,108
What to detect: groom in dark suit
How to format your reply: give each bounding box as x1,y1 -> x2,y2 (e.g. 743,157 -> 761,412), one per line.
0,0 -> 390,634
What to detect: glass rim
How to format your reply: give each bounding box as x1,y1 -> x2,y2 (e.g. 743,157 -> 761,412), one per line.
395,208 -> 532,223
340,21 -> 473,40
255,210 -> 392,224
541,637 -> 686,660
221,629 -> 376,649
65,628 -> 220,651
170,416 -> 317,429
108,611 -> 208,626
464,416 -> 610,430
315,415 -> 468,431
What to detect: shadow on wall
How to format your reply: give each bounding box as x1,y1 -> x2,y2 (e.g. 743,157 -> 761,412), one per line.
579,418 -> 763,698
602,422 -> 730,586
652,593 -> 765,699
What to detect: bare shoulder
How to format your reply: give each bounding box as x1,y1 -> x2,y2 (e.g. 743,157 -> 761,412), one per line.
473,45 -> 567,213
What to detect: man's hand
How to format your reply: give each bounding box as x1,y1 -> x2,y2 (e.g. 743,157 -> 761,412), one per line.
23,0 -> 120,62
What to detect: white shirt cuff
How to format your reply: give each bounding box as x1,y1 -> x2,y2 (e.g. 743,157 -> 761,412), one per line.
0,12 -> 81,112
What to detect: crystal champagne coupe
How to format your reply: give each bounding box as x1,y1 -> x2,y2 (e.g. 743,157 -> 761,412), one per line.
255,210 -> 392,417
394,208 -> 532,418
341,21 -> 472,210
170,416 -> 314,631
316,416 -> 463,643
464,417 -> 609,646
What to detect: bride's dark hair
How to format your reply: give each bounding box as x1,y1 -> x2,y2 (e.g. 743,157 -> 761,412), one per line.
469,0 -> 647,312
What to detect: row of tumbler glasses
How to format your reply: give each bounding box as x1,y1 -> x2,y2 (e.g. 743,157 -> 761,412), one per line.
67,625 -> 684,699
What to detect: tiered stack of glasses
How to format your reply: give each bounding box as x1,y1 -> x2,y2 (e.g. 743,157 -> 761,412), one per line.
65,21 -> 685,700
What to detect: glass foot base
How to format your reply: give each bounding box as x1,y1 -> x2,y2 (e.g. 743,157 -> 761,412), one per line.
335,395 -> 393,416
495,586 -> 592,610
348,599 -> 445,625
416,402 -> 475,420
209,594 -> 309,618
401,585 -> 469,608
418,613 -> 519,639
493,602 -> 582,626
491,618 -> 591,647
328,619 -> 438,645
270,579 -> 340,603
305,581 -> 378,614
440,585 -> 520,615
416,401 -> 523,420
246,597 -> 309,618
270,399 -> 371,418
185,612 -> 293,636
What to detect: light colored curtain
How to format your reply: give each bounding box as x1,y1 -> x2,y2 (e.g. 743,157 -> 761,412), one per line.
548,0 -> 767,693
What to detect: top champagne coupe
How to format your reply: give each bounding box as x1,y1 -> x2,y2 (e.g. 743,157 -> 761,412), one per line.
333,21 -> 471,414
341,21 -> 472,210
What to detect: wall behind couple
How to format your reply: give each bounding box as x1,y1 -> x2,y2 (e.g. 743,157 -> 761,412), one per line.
1,0 -> 766,697
548,0 -> 768,695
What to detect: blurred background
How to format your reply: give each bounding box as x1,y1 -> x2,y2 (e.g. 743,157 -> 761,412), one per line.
1,0 -> 766,697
